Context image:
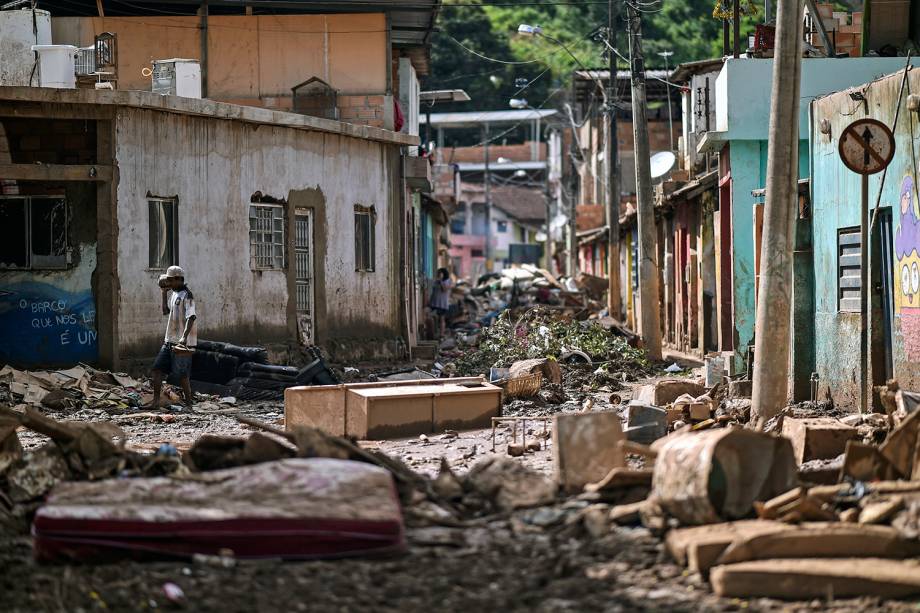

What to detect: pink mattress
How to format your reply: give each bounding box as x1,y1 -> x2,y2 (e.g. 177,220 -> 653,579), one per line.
33,458 -> 405,562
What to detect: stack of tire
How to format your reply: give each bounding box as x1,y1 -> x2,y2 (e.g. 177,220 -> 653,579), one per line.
187,341 -> 338,401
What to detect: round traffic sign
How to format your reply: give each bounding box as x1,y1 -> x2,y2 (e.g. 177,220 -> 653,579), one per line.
838,118 -> 895,175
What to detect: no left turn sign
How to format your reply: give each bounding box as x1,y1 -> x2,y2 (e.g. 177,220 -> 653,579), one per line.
838,118 -> 895,175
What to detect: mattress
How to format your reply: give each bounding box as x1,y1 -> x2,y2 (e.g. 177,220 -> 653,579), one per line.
33,457 -> 405,562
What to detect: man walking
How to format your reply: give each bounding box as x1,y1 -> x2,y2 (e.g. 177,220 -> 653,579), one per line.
150,265 -> 197,408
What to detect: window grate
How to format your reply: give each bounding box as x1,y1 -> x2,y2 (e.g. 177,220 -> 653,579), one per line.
249,204 -> 285,270
838,227 -> 861,313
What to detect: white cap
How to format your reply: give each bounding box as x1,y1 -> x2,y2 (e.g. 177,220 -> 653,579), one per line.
165,265 -> 185,279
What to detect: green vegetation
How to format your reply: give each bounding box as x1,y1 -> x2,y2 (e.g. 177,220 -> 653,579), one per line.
427,0 -> 744,114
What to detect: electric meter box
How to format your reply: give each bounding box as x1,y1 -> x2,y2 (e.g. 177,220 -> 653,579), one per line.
151,59 -> 201,98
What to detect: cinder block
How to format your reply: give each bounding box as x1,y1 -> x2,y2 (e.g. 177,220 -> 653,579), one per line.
729,379 -> 753,398
284,385 -> 346,436
782,417 -> 858,464
635,379 -> 706,406
553,410 -> 624,493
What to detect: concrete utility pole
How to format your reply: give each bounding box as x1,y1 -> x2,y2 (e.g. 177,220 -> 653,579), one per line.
626,3 -> 662,360
750,0 -> 804,427
607,0 -> 623,319
483,123 -> 493,268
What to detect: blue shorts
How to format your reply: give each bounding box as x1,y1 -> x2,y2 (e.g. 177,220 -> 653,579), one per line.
152,343 -> 192,378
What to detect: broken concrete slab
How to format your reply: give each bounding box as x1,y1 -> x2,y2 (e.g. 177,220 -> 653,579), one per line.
635,379 -> 706,406
782,417 -> 858,464
727,379 -> 752,398
710,558 -> 920,599
653,429 -> 799,525
553,410 -> 624,493
880,408 -> 920,478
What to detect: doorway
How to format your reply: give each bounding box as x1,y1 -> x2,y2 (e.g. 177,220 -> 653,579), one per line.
294,209 -> 314,345
873,208 -> 895,383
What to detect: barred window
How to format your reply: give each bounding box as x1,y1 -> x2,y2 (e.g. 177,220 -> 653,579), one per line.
249,204 -> 285,270
355,205 -> 376,272
148,197 -> 177,270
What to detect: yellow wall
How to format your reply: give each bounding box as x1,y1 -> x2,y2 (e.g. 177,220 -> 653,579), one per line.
52,13 -> 388,103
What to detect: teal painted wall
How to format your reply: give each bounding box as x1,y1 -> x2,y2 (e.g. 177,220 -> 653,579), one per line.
727,139 -> 809,372
810,68 -> 920,408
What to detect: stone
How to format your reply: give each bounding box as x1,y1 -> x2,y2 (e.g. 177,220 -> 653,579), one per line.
553,410 -> 624,493
635,379 -> 706,406
781,417 -> 858,465
728,379 -> 752,398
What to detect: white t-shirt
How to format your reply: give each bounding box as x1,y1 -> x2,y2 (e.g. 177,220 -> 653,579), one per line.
165,288 -> 197,347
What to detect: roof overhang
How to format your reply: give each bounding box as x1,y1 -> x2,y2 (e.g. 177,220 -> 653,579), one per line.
421,109 -> 557,128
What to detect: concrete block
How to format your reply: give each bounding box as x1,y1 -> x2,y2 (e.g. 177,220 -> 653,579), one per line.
635,379 -> 706,406
729,379 -> 753,398
782,417 -> 858,464
553,410 -> 624,493
283,385 -> 346,436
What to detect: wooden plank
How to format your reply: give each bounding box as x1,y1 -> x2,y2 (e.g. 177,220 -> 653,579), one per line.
0,163 -> 113,182
711,558 -> 920,599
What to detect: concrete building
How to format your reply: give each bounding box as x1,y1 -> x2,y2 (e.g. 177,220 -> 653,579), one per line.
34,1 -> 439,131
698,55 -> 920,373
0,87 -> 417,369
809,67 -> 920,408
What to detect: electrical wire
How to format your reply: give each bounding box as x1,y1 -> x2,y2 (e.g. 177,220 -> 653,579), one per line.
443,33 -> 543,65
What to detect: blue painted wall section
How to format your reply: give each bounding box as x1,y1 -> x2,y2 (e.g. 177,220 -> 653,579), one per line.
0,281 -> 98,366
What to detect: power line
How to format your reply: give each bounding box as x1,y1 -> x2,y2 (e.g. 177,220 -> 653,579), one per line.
443,33 -> 542,65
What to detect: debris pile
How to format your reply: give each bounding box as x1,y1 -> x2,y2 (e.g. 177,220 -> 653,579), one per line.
1,364 -> 144,413
451,308 -> 649,379
189,342 -> 338,400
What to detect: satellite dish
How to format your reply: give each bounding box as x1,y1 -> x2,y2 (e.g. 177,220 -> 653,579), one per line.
650,151 -> 676,182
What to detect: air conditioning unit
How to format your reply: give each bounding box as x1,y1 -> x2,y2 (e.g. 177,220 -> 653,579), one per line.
151,58 -> 201,98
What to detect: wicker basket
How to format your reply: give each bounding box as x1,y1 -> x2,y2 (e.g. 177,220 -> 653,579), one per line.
504,372 -> 542,399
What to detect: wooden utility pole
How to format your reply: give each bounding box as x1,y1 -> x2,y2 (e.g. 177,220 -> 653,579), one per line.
750,0 -> 804,427
607,0 -> 623,319
626,4 -> 662,360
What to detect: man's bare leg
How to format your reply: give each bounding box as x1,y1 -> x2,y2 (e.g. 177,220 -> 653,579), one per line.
180,376 -> 193,406
151,369 -> 164,408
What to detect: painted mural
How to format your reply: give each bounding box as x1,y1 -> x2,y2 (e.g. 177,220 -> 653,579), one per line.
894,173 -> 920,359
0,281 -> 98,366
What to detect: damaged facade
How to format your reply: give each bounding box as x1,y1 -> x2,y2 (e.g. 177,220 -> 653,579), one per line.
0,88 -> 417,368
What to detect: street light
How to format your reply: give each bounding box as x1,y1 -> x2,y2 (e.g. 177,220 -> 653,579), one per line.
658,50 -> 674,152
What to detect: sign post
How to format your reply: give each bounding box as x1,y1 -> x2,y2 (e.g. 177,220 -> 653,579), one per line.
838,118 -> 895,413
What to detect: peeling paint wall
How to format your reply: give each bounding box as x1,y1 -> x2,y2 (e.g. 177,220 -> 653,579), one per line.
811,68 -> 920,406
113,107 -> 399,360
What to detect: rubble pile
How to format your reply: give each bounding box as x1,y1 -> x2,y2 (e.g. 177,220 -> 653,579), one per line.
451,308 -> 649,379
0,364 -> 146,413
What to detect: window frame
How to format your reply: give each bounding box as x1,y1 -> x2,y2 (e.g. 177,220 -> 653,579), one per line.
0,195 -> 69,271
148,196 -> 179,271
354,205 -> 376,273
248,202 -> 286,271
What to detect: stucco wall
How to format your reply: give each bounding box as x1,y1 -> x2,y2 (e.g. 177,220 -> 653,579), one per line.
716,57 -> 920,142
811,68 -> 920,406
113,106 -> 399,359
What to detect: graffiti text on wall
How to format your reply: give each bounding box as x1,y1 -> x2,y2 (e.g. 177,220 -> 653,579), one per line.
894,173 -> 920,359
0,282 -> 98,366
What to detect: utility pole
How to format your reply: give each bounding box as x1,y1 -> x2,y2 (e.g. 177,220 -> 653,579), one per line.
626,3 -> 662,360
483,122 -> 492,269
607,0 -> 623,319
750,0 -> 804,427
